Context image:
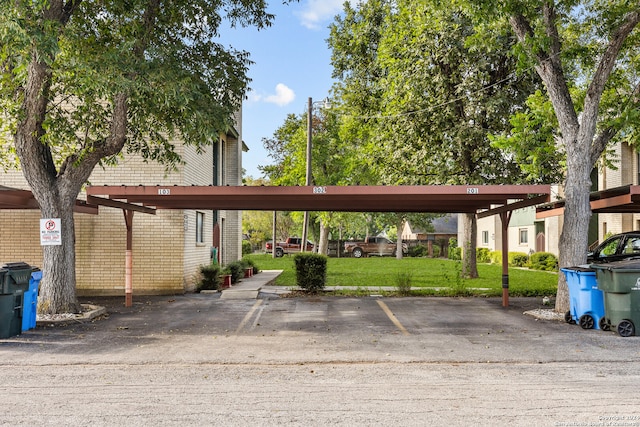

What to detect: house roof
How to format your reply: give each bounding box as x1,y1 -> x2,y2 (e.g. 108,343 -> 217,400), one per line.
85,184 -> 551,214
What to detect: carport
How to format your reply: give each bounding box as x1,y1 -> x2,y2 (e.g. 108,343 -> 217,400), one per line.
536,184 -> 640,217
85,184 -> 551,307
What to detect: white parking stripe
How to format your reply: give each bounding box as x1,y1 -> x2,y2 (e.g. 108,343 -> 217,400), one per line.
235,300 -> 263,334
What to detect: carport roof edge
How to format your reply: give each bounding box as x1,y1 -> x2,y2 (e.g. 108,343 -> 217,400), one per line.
85,184 -> 551,214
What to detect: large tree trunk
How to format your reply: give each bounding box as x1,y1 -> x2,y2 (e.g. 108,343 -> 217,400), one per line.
556,139 -> 593,313
396,214 -> 404,260
461,213 -> 478,278
38,197 -> 81,314
318,221 -> 330,255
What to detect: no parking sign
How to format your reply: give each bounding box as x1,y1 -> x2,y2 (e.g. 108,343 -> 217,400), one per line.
40,218 -> 62,246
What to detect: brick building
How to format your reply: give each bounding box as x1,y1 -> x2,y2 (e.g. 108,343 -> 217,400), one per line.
0,119 -> 244,297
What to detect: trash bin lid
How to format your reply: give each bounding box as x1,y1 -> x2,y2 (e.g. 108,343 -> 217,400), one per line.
591,258 -> 640,272
2,262 -> 32,270
561,266 -> 595,273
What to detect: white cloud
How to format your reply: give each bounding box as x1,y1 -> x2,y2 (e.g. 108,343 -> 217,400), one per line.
263,83 -> 296,107
296,0 -> 352,30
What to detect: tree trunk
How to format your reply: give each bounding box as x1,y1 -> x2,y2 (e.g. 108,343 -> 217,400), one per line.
461,213 -> 478,278
38,201 -> 81,314
318,221 -> 330,255
555,138 -> 593,313
396,214 -> 404,260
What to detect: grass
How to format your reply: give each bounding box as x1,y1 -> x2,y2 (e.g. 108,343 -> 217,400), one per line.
246,253 -> 558,297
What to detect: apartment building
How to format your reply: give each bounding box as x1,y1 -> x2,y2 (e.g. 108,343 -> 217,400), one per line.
0,123 -> 244,296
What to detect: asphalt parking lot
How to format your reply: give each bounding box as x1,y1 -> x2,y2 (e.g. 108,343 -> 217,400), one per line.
2,293 -> 640,426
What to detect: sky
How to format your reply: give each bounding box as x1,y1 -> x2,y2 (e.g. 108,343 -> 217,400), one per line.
220,0 -> 350,179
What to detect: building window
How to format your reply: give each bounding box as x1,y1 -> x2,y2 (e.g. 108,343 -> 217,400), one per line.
482,231 -> 489,245
519,228 -> 528,245
196,212 -> 204,244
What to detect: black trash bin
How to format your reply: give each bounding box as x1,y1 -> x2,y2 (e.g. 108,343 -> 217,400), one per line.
0,268 -> 17,339
1,263 -> 33,339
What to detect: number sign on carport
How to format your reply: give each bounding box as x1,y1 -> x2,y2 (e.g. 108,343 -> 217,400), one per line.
85,184 -> 551,307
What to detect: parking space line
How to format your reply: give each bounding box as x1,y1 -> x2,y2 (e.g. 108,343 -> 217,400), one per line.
377,300 -> 410,336
236,300 -> 263,334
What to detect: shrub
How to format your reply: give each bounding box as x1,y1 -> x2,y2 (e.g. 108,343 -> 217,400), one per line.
509,252 -> 529,267
408,245 -> 427,257
294,253 -> 327,293
241,257 -> 259,275
476,248 -> 491,263
395,272 -> 412,296
529,252 -> 558,271
490,250 -> 502,264
449,238 -> 462,261
242,240 -> 252,256
224,261 -> 245,284
197,264 -> 221,292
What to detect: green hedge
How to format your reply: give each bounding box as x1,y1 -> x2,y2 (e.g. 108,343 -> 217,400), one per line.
476,248 -> 491,263
509,252 -> 529,267
528,252 -> 558,271
294,253 -> 327,292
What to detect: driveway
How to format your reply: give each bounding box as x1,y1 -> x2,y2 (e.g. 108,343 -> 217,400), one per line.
1,294 -> 639,426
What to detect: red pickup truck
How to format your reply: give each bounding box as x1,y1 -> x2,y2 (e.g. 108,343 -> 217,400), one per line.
265,237 -> 315,257
344,236 -> 408,258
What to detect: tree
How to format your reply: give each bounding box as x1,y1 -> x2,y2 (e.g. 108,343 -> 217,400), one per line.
463,1 -> 640,312
329,0 -> 540,277
0,1 -> 277,314
261,99 -> 365,255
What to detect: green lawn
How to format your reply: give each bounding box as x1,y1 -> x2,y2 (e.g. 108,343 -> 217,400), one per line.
245,253 -> 558,297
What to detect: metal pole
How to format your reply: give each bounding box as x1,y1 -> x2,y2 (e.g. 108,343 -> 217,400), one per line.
301,97 -> 312,251
272,210 -> 277,258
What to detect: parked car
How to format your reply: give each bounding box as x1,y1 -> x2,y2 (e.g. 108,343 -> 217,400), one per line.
588,231 -> 640,263
344,236 -> 408,258
265,237 -> 314,257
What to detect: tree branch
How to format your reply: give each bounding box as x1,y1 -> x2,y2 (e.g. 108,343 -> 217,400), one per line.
509,4 -> 579,140
584,9 -> 640,162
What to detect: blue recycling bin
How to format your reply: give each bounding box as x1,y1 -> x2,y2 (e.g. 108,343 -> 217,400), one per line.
561,267 -> 606,330
22,269 -> 42,331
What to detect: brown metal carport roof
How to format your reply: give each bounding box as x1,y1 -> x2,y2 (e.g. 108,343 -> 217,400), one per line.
85,184 -> 550,213
536,184 -> 640,218
0,185 -> 98,214
84,184 -> 551,308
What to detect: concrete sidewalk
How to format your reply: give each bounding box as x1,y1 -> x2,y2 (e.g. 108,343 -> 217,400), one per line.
218,269 -> 284,299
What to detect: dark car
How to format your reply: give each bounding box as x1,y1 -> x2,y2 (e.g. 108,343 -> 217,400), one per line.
588,231 -> 640,263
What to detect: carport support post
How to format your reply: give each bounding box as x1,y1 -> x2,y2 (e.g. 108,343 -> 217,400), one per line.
124,209 -> 134,307
499,211 -> 512,307
272,211 -> 277,258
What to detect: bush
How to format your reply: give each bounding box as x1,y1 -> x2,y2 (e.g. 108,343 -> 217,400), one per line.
476,248 -> 491,263
197,264 -> 221,292
242,240 -> 252,256
395,272 -> 412,296
241,257 -> 259,275
224,261 -> 245,284
408,245 -> 427,257
529,252 -> 558,271
294,253 -> 327,292
509,252 -> 529,267
449,238 -> 462,261
490,250 -> 502,264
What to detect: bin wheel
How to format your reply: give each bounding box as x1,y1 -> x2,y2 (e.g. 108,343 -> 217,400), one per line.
564,311 -> 575,324
599,317 -> 610,331
579,314 -> 595,330
617,320 -> 635,337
